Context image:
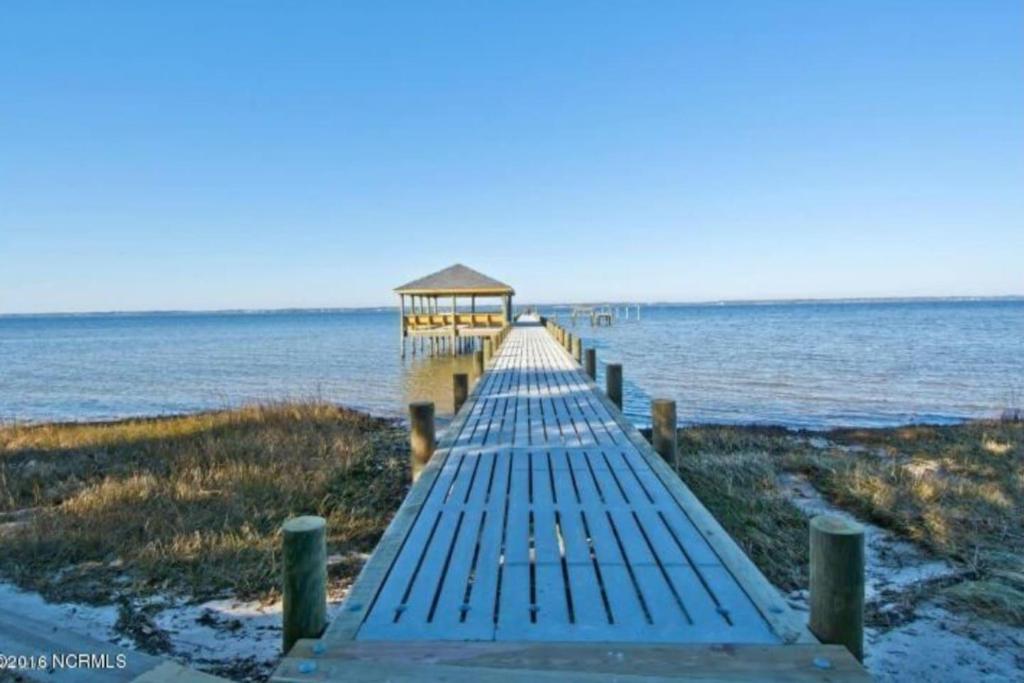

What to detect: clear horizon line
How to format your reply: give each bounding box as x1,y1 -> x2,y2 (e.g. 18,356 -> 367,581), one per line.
2,293 -> 1022,318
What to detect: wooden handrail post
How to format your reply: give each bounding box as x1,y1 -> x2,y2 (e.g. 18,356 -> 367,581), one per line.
473,350 -> 485,377
453,373 -> 469,414
606,363 -> 623,409
810,515 -> 865,662
572,336 -> 582,364
409,401 -> 435,482
651,399 -> 677,466
282,515 -> 327,653
584,348 -> 596,379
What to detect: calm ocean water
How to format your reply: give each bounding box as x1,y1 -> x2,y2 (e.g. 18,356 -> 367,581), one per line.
1,300 -> 1021,429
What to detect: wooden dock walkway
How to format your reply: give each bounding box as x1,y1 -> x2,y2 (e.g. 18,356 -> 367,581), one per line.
272,319 -> 870,681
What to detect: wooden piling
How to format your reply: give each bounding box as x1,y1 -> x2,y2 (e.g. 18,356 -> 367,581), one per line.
453,373 -> 468,414
810,515 -> 865,662
409,401 -> 435,482
281,515 -> 327,653
651,399 -> 677,465
606,362 -> 623,409
473,350 -> 485,377
584,348 -> 596,379
572,336 -> 582,364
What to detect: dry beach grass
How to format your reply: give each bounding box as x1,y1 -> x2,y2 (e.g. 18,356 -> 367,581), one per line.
675,420 -> 1024,626
0,403 -> 408,605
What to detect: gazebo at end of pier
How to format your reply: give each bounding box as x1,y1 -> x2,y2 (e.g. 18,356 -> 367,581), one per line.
396,263 -> 515,357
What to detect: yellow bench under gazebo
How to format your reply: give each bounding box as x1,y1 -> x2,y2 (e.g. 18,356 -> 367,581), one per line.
396,263 -> 514,356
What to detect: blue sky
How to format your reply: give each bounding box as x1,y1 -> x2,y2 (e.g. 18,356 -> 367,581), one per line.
2,1 -> 1022,313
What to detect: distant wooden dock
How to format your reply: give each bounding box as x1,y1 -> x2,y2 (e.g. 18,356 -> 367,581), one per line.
272,316 -> 870,681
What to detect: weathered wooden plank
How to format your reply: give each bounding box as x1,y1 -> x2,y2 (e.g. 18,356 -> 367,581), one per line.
276,642 -> 871,682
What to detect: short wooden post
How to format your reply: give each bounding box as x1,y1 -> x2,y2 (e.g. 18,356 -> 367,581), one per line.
572,336 -> 582,364
651,399 -> 677,466
282,516 -> 327,653
453,373 -> 468,414
564,332 -> 573,352
606,363 -> 623,409
409,401 -> 435,482
483,337 -> 493,363
473,350 -> 485,377
810,515 -> 865,662
584,348 -> 596,379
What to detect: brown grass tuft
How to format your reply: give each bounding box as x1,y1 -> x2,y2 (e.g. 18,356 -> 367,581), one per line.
0,402 -> 408,604
673,420 -> 1024,626
672,435 -> 809,592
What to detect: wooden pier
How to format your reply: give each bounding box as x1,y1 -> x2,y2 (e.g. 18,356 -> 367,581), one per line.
272,316 -> 870,682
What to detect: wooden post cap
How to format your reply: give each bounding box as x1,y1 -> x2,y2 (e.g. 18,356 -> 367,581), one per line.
811,515 -> 863,536
409,400 -> 434,413
283,515 -> 326,534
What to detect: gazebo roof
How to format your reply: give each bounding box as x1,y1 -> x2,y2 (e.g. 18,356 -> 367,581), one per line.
395,263 -> 515,296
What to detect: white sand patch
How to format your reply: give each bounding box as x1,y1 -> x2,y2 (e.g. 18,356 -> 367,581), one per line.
150,591 -> 349,672
0,557 -> 367,681
779,473 -> 957,600
0,582 -> 125,647
778,472 -> 1024,682
868,601 -> 1024,682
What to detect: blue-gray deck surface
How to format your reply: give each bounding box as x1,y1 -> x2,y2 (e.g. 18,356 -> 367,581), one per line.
354,322 -> 782,644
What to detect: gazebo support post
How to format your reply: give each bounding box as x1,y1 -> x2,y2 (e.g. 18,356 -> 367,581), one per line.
451,295 -> 457,357
399,294 -> 405,357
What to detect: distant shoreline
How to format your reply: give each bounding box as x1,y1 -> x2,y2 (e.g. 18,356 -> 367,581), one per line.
2,294 -> 1022,319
